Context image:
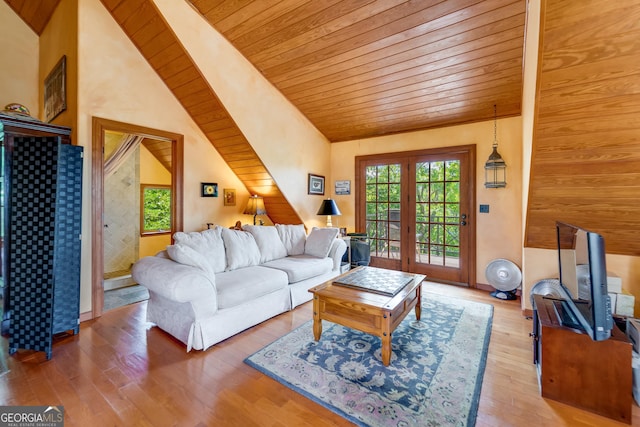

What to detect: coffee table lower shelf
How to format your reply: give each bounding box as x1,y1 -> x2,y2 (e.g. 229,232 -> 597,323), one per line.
309,267 -> 425,366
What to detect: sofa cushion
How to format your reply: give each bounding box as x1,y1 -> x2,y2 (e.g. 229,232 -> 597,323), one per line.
173,227 -> 226,273
262,255 -> 333,283
275,224 -> 306,256
304,227 -> 339,258
242,225 -> 288,263
221,228 -> 261,270
166,244 -> 216,279
215,266 -> 288,309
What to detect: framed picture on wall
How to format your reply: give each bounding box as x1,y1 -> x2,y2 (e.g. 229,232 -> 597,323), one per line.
224,188 -> 236,206
201,182 -> 218,197
335,180 -> 351,195
308,174 -> 325,195
44,55 -> 67,123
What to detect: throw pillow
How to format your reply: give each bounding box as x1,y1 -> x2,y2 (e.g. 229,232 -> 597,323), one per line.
173,227 -> 226,273
275,223 -> 306,256
166,244 -> 216,279
221,228 -> 261,270
304,227 -> 339,258
242,225 -> 288,263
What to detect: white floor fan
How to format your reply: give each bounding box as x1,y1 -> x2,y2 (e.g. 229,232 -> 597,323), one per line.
485,259 -> 522,300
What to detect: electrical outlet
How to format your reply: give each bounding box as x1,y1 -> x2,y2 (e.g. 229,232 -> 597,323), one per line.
479,204 -> 489,213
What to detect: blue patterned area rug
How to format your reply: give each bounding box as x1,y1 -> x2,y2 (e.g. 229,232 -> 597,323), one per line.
245,293 -> 493,427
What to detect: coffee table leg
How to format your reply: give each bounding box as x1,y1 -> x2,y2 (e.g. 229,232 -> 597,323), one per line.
381,333 -> 391,366
381,311 -> 392,366
312,296 -> 322,340
415,286 -> 422,321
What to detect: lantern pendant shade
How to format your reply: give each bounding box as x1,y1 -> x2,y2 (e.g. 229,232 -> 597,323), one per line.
484,144 -> 507,188
243,195 -> 267,225
317,199 -> 341,227
484,104 -> 507,188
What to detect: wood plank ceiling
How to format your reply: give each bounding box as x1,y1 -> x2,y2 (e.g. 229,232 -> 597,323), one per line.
6,0 -> 528,225
4,0 -> 62,35
188,0 -> 527,142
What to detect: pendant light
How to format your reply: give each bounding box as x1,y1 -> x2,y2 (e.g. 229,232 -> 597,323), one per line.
484,104 -> 507,188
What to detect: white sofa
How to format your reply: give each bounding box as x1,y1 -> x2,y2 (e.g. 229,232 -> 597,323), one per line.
131,224 -> 346,351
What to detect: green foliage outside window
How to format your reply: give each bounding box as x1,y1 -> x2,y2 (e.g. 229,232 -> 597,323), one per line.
142,186 -> 171,233
364,160 -> 462,260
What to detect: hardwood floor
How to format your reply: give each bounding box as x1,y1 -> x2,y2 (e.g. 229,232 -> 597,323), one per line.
1,283 -> 638,426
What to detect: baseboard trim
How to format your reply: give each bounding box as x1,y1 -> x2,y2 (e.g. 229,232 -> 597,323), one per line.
80,311 -> 93,323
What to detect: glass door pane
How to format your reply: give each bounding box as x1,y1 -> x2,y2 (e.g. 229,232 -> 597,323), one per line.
365,163 -> 402,262
415,160 -> 460,267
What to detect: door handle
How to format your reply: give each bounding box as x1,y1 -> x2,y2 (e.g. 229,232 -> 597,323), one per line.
461,214 -> 467,226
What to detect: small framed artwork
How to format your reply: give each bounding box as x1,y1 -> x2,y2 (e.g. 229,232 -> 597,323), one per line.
308,174 -> 325,195
44,55 -> 67,122
223,188 -> 236,206
335,180 -> 351,195
201,182 -> 218,197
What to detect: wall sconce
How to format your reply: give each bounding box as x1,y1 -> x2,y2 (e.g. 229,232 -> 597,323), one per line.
316,198 -> 341,227
243,195 -> 267,225
484,104 -> 507,188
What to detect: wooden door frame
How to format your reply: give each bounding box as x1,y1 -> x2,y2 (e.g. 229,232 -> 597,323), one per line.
90,117 -> 183,320
355,145 -> 476,287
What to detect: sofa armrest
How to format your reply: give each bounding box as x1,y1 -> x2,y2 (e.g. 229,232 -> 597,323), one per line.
132,256 -> 217,304
328,238 -> 347,270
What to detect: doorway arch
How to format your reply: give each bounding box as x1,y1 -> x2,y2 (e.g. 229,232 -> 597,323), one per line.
91,117 -> 183,319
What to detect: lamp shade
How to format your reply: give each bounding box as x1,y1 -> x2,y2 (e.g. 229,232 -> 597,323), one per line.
484,104 -> 507,188
243,195 -> 266,215
484,145 -> 507,188
317,199 -> 341,216
244,195 -> 267,225
317,199 -> 341,227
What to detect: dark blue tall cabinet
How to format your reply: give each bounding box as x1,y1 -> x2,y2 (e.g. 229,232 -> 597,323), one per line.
0,113 -> 82,360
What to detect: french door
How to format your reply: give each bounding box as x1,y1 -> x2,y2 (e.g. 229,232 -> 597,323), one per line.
355,146 -> 476,286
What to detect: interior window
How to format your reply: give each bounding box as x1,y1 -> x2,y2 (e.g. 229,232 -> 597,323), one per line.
141,184 -> 171,235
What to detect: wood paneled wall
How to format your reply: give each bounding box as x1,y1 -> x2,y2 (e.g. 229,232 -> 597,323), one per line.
525,0 -> 640,255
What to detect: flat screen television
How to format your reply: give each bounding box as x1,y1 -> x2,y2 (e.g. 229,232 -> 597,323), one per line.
554,221 -> 613,341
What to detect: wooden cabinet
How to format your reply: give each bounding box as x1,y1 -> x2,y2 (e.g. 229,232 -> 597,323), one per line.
0,113 -> 82,360
532,294 -> 632,424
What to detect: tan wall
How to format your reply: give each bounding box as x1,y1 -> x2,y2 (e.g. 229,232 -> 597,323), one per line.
521,0 -> 543,309
73,0 -> 251,313
331,117 -> 523,286
153,0 -> 332,229
0,2 -> 39,115
39,0 -> 77,135
140,145 -> 170,185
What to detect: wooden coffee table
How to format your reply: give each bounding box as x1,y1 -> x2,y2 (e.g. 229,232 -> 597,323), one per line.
308,266 -> 425,366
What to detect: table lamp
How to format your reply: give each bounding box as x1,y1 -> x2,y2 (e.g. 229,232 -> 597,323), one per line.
317,198 -> 341,227
243,195 -> 267,225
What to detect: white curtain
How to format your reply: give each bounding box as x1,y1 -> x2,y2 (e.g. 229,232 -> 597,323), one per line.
104,133 -> 144,178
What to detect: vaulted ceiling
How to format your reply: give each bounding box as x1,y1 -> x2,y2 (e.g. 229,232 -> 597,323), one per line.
4,0 -> 62,35
5,0 -> 527,226
7,0 -> 527,142
189,0 -> 527,142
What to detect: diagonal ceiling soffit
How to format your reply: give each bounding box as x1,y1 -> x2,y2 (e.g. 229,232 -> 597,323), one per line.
99,0 -> 303,226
